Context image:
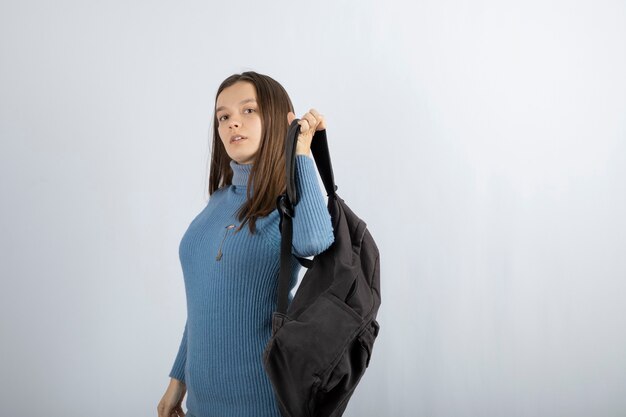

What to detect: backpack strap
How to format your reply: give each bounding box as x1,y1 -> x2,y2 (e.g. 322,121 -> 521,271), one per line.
275,119 -> 337,314
309,128 -> 339,198
284,120 -> 300,206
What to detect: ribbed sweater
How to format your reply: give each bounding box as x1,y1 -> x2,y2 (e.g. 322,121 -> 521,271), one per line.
169,154 -> 335,417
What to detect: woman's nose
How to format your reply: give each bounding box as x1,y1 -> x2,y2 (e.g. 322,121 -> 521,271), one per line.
229,119 -> 240,128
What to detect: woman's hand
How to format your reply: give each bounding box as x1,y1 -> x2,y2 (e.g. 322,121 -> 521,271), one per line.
287,109 -> 326,156
157,378 -> 187,417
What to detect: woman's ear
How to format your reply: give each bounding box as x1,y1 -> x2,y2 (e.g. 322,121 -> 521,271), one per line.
287,111 -> 296,125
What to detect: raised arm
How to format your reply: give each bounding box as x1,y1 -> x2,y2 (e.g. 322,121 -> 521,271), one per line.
289,154 -> 335,257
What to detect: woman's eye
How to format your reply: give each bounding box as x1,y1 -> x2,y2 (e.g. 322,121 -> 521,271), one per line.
217,108 -> 254,122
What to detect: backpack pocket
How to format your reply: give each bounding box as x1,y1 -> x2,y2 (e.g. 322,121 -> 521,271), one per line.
311,317 -> 380,417
263,292 -> 364,417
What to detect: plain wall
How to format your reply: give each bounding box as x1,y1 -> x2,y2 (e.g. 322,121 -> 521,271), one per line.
1,0 -> 625,416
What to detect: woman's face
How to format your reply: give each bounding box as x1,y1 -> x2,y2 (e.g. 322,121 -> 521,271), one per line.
215,81 -> 263,165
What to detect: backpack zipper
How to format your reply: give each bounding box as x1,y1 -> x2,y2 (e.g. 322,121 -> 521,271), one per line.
216,224 -> 236,261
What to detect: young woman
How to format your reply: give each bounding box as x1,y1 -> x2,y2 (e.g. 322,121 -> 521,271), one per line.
157,71 -> 335,417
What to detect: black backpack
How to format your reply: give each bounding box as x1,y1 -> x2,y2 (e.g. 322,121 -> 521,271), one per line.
262,119 -> 382,417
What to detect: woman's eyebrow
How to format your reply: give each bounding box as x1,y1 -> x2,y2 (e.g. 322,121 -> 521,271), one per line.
216,98 -> 257,113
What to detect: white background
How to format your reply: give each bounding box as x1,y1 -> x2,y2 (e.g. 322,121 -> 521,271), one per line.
1,0 -> 625,416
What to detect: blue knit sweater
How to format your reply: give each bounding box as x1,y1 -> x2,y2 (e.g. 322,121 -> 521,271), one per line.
169,154 -> 335,417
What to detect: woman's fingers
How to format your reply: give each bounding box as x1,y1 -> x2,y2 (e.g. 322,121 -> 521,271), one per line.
298,118 -> 311,134
301,111 -> 317,132
302,108 -> 325,131
289,108 -> 326,134
298,111 -> 316,132
312,109 -> 326,130
309,109 -> 326,130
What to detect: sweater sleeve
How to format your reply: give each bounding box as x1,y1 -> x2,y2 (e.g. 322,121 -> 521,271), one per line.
168,320 -> 187,383
290,154 -> 335,257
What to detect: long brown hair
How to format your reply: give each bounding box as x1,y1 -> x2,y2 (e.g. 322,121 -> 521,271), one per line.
208,71 -> 295,235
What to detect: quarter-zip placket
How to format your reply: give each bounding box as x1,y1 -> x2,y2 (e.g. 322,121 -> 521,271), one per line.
216,224 -> 236,261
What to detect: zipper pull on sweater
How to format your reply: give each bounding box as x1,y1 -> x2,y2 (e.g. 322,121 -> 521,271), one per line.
216,224 -> 236,261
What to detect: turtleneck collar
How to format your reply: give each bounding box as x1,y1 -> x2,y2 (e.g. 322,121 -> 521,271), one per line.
229,159 -> 253,187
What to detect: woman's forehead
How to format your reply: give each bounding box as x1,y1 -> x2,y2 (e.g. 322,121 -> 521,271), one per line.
216,82 -> 257,110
